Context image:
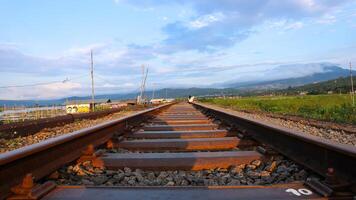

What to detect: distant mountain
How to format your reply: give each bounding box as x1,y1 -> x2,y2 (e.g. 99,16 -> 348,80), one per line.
144,88 -> 242,99
0,94 -> 138,107
1,64 -> 354,107
0,88 -> 243,107
226,64 -> 355,90
278,75 -> 356,95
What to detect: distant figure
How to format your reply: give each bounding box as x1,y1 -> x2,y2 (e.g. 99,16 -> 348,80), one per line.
188,96 -> 195,103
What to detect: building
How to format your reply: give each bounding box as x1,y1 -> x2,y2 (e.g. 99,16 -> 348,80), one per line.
65,99 -> 111,114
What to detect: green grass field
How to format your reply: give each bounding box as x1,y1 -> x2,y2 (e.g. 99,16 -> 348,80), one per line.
200,95 -> 356,124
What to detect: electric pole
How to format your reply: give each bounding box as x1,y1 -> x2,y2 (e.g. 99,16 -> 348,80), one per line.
139,65 -> 145,104
152,83 -> 156,100
142,68 -> 148,103
90,50 -> 95,111
350,62 -> 355,106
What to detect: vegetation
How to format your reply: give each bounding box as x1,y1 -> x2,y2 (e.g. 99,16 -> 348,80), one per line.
200,94 -> 356,124
151,76 -> 356,98
278,76 -> 356,95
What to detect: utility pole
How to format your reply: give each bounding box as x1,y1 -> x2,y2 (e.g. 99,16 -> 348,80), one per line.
139,65 -> 145,104
142,68 -> 149,103
90,50 -> 95,112
350,62 -> 355,106
152,83 -> 156,100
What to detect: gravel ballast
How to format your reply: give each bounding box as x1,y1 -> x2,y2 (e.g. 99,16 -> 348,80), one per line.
52,156 -> 312,186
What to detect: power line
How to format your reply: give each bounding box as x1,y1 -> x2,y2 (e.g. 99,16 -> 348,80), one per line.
0,74 -> 88,89
95,74 -> 120,86
0,80 -> 67,89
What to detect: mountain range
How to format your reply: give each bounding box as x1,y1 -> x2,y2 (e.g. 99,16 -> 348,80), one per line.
224,64 -> 354,89
0,63 -> 354,107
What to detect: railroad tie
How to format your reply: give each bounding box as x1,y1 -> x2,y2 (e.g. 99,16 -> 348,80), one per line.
93,151 -> 262,170
142,124 -> 218,131
154,116 -> 209,120
93,102 -> 263,171
129,130 -> 229,139
118,137 -> 239,151
147,119 -> 212,125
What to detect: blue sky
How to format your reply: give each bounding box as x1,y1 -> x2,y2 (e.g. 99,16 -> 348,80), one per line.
0,0 -> 356,99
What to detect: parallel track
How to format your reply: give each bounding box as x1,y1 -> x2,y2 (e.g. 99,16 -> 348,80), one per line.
0,102 -> 355,199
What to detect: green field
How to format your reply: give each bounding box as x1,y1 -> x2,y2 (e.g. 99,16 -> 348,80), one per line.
200,95 -> 356,124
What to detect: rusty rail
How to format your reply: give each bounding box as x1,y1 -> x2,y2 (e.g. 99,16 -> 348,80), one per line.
0,108 -> 129,138
192,102 -> 356,189
0,103 -> 173,200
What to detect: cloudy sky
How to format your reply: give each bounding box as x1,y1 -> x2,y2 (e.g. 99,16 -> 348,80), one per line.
0,0 -> 356,99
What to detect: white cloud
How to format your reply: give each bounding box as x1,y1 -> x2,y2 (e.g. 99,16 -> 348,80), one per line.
101,82 -> 135,88
188,13 -> 225,29
298,0 -> 316,10
285,21 -> 304,30
316,14 -> 337,24
0,82 -> 82,100
151,65 -> 178,74
268,20 -> 304,31
35,82 -> 82,99
0,42 -> 155,99
41,82 -> 81,91
63,43 -> 108,57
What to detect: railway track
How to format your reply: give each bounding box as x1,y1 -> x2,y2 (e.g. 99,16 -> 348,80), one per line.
0,102 -> 355,199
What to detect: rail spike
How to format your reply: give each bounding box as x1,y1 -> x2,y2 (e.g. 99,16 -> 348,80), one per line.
106,139 -> 114,149
8,174 -> 56,200
77,144 -> 104,163
305,168 -> 355,198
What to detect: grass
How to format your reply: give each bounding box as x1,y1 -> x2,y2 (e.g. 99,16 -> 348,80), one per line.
200,94 -> 356,124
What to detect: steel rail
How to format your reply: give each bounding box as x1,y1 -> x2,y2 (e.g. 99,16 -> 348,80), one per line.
0,103 -> 174,200
192,102 -> 356,186
0,107 -> 129,138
